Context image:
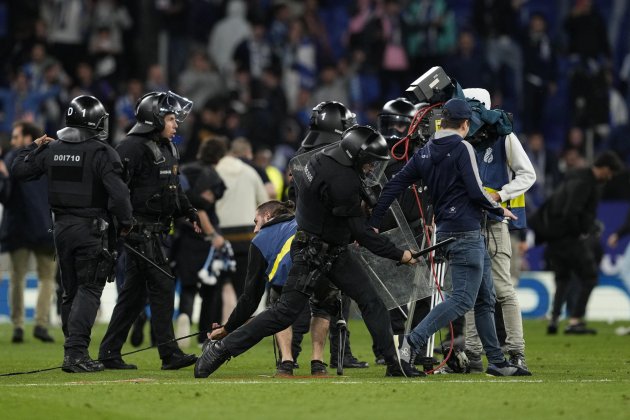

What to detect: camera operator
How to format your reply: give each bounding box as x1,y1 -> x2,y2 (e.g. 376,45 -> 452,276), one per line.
195,125 -> 421,378
12,95 -> 133,372
461,88 -> 536,373
99,91 -> 199,370
369,98 -> 530,376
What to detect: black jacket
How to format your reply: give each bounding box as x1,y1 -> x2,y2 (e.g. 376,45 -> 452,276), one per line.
117,134 -> 193,221
11,140 -> 133,226
295,152 -> 403,261
0,149 -> 54,252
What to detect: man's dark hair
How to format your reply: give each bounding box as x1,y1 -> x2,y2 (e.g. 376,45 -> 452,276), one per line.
197,136 -> 228,164
593,150 -> 624,174
256,200 -> 295,219
440,118 -> 467,130
13,120 -> 43,141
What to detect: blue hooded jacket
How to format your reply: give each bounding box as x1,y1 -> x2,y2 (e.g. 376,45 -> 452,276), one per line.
370,130 -> 503,233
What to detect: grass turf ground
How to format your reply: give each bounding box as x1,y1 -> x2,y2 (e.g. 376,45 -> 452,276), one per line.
0,319 -> 629,420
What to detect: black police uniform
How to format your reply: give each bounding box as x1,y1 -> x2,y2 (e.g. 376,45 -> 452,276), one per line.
99,133 -> 196,366
208,151 -> 404,367
11,134 -> 133,365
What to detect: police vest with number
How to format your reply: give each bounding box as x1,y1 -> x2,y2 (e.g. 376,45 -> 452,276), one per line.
47,140 -> 108,209
474,136 -> 527,230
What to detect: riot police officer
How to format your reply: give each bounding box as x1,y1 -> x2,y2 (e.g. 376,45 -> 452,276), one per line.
375,97 -> 436,366
99,91 -> 200,370
295,101 -> 369,371
12,95 -> 133,372
299,101 -> 357,153
195,125 -> 421,378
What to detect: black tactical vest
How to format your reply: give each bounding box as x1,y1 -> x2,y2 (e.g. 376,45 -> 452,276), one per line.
295,154 -> 359,245
47,140 -> 109,209
127,136 -> 181,216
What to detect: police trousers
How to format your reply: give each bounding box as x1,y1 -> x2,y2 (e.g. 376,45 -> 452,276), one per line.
54,215 -> 106,358
222,239 -> 399,364
99,233 -> 179,360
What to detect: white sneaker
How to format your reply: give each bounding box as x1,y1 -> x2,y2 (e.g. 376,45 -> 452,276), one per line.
615,326 -> 630,336
176,313 -> 191,348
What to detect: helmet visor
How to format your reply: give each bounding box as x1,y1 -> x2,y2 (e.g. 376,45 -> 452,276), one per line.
362,159 -> 387,187
97,114 -> 109,141
377,114 -> 412,141
159,91 -> 193,123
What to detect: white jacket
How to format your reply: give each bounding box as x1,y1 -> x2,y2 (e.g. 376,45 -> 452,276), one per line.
215,155 -> 268,228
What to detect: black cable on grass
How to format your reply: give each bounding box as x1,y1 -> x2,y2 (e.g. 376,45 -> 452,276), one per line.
0,332 -> 200,377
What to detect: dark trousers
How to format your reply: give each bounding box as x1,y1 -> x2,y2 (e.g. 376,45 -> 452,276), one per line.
55,216 -> 105,358
548,237 -> 599,320
222,242 -> 398,364
99,236 -> 179,360
179,283 -> 223,343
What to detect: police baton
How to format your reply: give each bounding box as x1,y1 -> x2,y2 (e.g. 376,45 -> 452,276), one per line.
396,237 -> 456,266
122,241 -> 176,279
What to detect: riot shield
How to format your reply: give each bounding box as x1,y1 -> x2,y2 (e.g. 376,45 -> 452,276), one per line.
349,192 -> 443,311
288,141 -> 336,194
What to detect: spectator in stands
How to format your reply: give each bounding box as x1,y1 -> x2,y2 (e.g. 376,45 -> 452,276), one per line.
520,12 -> 557,133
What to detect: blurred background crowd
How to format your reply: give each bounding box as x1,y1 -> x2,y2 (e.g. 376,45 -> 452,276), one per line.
2,0 -> 630,210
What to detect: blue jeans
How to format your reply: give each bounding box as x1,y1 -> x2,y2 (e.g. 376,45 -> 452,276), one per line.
407,230 -> 505,364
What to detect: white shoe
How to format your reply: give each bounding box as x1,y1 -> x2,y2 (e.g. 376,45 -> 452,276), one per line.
176,314 -> 191,348
615,326 -> 630,336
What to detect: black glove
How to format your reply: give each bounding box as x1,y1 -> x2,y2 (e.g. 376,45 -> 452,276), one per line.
118,217 -> 136,237
186,207 -> 200,226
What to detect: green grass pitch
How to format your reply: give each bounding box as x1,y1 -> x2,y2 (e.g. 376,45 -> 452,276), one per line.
1,319 -> 629,419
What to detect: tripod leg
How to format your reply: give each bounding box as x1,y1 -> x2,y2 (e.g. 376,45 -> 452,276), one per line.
337,293 -> 346,376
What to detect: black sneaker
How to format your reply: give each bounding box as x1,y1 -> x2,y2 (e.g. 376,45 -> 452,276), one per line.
508,351 -> 529,372
102,357 -> 138,370
33,326 -> 55,343
564,322 -> 597,335
62,355 -> 105,373
310,360 -> 329,376
486,360 -> 532,376
12,328 -> 24,343
275,360 -> 294,377
194,340 -> 231,378
162,351 -> 197,370
374,355 -> 386,365
330,355 -> 369,369
385,360 -> 425,377
397,335 -> 417,366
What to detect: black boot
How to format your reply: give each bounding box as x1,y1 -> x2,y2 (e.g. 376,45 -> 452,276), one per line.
62,355 -> 105,373
162,350 -> 197,370
194,340 -> 231,378
34,326 -> 55,343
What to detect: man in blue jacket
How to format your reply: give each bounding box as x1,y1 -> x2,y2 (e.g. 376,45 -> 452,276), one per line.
0,121 -> 56,344
369,98 -> 530,376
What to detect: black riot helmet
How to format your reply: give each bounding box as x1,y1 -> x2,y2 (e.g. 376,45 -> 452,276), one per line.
323,125 -> 389,186
129,90 -> 193,135
57,95 -> 109,143
301,101 -> 357,151
377,97 -> 416,145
